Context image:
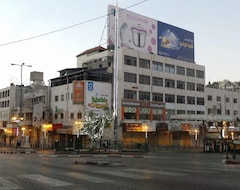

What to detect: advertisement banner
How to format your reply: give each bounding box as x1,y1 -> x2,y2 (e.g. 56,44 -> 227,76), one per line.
73,81 -> 84,104
108,5 -> 194,63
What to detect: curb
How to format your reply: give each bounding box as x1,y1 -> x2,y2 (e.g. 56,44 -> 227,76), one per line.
0,149 -> 37,154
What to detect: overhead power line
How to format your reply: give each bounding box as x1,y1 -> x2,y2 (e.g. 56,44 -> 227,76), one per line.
0,0 -> 148,47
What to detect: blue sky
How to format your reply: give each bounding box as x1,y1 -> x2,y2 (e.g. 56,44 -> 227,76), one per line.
0,0 -> 240,88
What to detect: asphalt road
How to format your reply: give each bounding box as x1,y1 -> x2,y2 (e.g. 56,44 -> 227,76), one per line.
0,151 -> 239,190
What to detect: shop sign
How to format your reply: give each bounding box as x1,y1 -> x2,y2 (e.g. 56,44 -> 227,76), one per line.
56,128 -> 72,134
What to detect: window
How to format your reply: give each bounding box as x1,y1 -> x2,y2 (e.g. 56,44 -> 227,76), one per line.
165,79 -> 175,88
187,96 -> 195,104
187,82 -> 195,91
208,108 -> 213,114
152,109 -> 163,120
197,97 -> 204,105
177,80 -> 185,89
165,64 -> 175,73
139,91 -> 150,101
216,96 -> 221,101
139,107 -> 150,120
60,113 -> 64,119
124,72 -> 137,83
152,93 -> 163,102
70,113 -> 74,119
187,110 -> 195,114
77,112 -> 82,119
55,95 -> 59,102
186,68 -> 195,77
165,94 -> 175,103
225,97 -> 229,102
152,61 -> 163,71
233,98 -> 237,103
61,94 -> 64,101
124,55 -> 137,66
176,66 -> 185,75
177,95 -> 185,104
196,70 -> 204,78
196,84 -> 204,92
139,58 -> 150,69
139,75 -> 150,85
124,89 -> 137,99
124,107 -> 136,119
152,77 -> 163,86
225,110 -> 230,115
177,110 -> 185,114
208,95 -> 212,101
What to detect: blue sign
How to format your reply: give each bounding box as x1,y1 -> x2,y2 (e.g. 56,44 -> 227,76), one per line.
88,82 -> 94,91
157,21 -> 194,63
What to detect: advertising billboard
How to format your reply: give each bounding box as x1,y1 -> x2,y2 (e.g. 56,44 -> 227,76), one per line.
84,81 -> 112,115
108,5 -> 194,63
73,80 -> 84,104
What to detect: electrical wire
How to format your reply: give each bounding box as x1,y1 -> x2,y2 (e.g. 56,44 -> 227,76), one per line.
0,0 -> 149,47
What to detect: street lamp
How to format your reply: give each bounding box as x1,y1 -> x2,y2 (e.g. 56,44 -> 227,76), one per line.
11,63 -> 32,118
75,121 -> 82,138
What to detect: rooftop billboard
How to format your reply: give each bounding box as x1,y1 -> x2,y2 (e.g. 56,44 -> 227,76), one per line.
108,5 -> 194,63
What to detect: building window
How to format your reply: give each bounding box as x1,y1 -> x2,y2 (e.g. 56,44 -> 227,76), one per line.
233,98 -> 237,103
165,94 -> 175,103
217,109 -> 221,114
54,114 -> 58,119
152,61 -> 163,71
77,112 -> 82,119
186,68 -> 195,77
152,77 -> 163,86
225,110 -> 230,115
187,96 -> 195,104
177,110 -> 185,114
196,84 -> 204,92
60,113 -> 64,119
139,75 -> 150,85
139,107 -> 150,120
177,80 -> 185,89
152,109 -> 163,120
152,93 -> 163,102
61,94 -> 64,101
124,72 -> 137,83
139,91 -> 150,101
70,113 -> 74,119
208,95 -> 212,101
216,96 -> 221,101
165,79 -> 175,88
124,55 -> 137,66
225,97 -> 229,102
197,97 -> 204,105
55,95 -> 59,102
139,58 -> 150,69
177,95 -> 185,104
234,110 -> 238,115
124,89 -> 137,100
124,107 -> 136,119
187,110 -> 195,114
176,66 -> 185,75
196,70 -> 204,78
208,108 -> 213,114
165,64 -> 175,73
187,82 -> 195,91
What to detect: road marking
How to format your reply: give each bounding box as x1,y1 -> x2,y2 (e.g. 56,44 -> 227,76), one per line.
21,174 -> 71,187
125,168 -> 188,176
0,177 -> 22,190
65,172 -> 114,183
94,170 -> 151,179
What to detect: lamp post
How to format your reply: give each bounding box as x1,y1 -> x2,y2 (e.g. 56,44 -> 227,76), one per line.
11,63 -> 32,149
11,63 -> 32,117
75,121 -> 82,152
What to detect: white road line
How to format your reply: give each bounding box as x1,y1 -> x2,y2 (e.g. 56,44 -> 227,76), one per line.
125,168 -> 188,176
21,174 -> 72,187
65,172 -> 114,183
0,177 -> 22,190
94,170 -> 152,179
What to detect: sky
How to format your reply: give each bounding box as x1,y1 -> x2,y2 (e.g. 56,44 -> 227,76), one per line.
0,0 -> 240,88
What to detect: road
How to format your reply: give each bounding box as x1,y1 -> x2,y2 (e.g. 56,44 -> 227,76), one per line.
0,150 -> 239,189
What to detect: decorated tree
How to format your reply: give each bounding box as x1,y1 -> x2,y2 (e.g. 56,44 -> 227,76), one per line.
82,107 -> 112,149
